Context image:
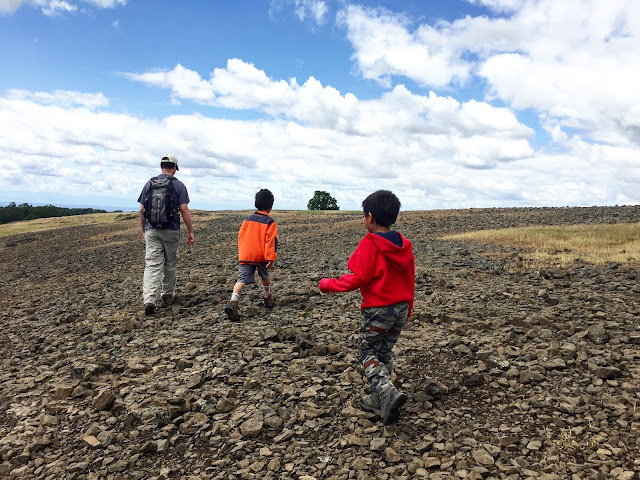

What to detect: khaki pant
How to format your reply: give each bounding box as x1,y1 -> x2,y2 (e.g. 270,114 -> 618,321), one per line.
143,228 -> 181,305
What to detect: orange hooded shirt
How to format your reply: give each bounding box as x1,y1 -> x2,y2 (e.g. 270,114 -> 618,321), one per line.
238,211 -> 278,264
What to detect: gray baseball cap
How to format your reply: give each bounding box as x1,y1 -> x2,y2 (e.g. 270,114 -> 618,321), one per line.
161,154 -> 179,170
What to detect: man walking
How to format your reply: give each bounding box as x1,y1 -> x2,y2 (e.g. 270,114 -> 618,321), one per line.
138,154 -> 195,315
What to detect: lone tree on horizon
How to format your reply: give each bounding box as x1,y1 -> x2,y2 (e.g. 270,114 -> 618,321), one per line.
307,191 -> 339,211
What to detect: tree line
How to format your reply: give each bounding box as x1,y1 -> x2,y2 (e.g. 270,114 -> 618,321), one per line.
0,202 -> 108,225
1,191 -> 339,225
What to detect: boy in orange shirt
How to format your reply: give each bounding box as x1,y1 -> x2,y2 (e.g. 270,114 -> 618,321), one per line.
225,189 -> 277,321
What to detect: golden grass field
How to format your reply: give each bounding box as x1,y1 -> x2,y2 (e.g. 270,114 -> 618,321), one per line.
0,212 -> 131,238
445,223 -> 640,265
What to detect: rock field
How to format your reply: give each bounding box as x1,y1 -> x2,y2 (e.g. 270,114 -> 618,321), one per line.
1,205 -> 639,480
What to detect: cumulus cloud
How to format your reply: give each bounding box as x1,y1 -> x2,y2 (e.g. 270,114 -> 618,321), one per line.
124,64 -> 216,105
4,77 -> 636,210
337,5 -> 470,88
125,59 -> 532,154
269,0 -> 328,27
294,0 -> 327,25
0,0 -> 125,16
338,1 -> 640,151
0,0 -> 23,14
6,89 -> 109,109
465,0 -> 523,13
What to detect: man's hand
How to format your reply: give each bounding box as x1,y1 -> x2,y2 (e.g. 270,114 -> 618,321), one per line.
187,232 -> 195,246
139,205 -> 147,242
266,260 -> 274,269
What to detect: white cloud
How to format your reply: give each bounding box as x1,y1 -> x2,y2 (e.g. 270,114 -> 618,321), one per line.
338,5 -> 470,88
0,0 -> 22,14
338,1 -> 640,152
7,89 -> 109,109
0,0 -> 125,16
125,60 -> 532,154
465,0 -> 523,13
294,0 -> 327,25
269,0 -> 327,26
125,64 -> 216,104
40,0 -> 76,15
2,80 -> 637,211
88,0 -> 124,7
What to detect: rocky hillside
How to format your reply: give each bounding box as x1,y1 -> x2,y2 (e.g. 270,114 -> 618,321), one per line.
1,206 -> 639,480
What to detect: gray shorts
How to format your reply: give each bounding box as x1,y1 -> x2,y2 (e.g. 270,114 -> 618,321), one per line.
237,264 -> 269,284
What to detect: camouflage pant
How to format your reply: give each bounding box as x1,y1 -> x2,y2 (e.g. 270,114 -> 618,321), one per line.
357,302 -> 408,392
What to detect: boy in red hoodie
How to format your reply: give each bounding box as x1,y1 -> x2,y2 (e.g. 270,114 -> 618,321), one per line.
319,190 -> 415,425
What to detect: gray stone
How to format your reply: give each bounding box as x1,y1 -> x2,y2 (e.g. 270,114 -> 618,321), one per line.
93,389 -> 116,411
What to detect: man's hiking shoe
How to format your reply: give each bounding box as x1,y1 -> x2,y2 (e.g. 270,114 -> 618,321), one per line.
263,294 -> 275,309
162,294 -> 175,307
378,383 -> 407,425
225,301 -> 240,321
144,303 -> 155,316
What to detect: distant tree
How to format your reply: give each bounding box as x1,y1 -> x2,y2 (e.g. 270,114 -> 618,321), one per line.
307,191 -> 339,211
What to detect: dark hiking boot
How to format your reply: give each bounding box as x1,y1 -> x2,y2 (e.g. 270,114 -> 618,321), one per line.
263,294 -> 275,309
360,393 -> 382,417
161,294 -> 175,307
225,300 -> 240,321
378,383 -> 408,425
144,303 -> 155,316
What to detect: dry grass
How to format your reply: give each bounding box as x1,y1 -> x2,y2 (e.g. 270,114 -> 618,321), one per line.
551,427 -> 599,453
0,210 -> 220,239
444,223 -> 640,265
280,209 -> 360,215
0,212 -> 133,238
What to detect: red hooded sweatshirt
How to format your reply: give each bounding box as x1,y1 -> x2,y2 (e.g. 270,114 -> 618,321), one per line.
319,232 -> 415,318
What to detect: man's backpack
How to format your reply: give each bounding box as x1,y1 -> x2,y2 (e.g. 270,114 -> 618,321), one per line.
143,176 -> 179,228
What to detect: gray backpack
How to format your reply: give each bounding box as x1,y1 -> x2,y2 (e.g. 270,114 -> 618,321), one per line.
143,176 -> 179,228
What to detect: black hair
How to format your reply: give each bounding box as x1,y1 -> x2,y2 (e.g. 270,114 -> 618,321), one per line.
362,190 -> 401,227
161,161 -> 177,170
255,189 -> 274,211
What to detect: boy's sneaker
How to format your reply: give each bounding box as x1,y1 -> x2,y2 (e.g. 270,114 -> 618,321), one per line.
378,383 -> 408,425
263,294 -> 275,309
161,294 -> 175,306
360,393 -> 382,416
144,303 -> 155,316
225,300 -> 240,321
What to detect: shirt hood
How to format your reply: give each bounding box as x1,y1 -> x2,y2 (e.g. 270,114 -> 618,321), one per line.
364,232 -> 414,270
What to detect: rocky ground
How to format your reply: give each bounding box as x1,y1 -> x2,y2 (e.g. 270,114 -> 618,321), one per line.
1,205 -> 639,480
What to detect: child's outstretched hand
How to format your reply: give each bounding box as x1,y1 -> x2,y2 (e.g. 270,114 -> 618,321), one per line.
318,278 -> 331,293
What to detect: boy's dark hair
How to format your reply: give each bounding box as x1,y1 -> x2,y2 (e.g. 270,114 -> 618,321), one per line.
255,189 -> 274,211
362,190 -> 401,227
161,161 -> 176,170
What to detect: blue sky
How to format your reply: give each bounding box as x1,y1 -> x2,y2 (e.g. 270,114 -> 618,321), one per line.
1,0 -> 639,212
